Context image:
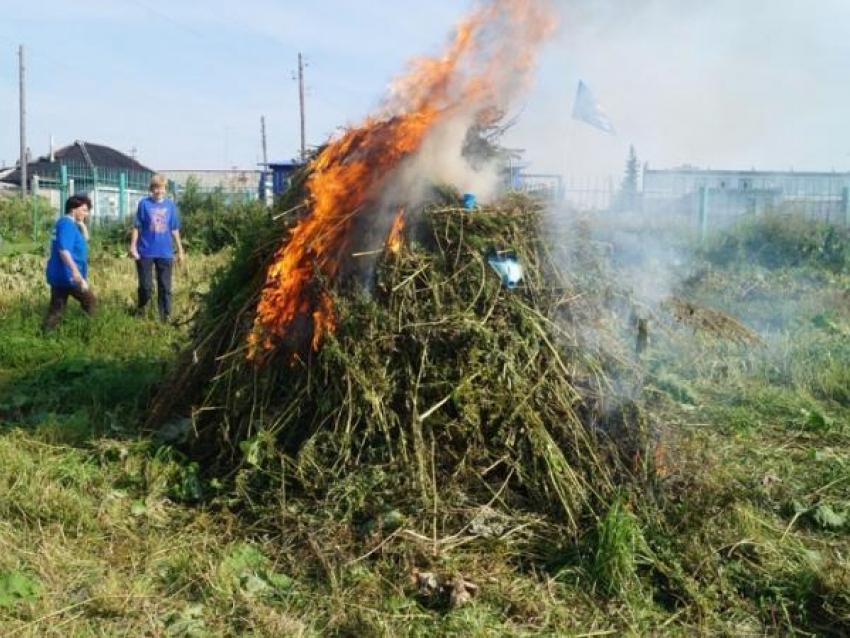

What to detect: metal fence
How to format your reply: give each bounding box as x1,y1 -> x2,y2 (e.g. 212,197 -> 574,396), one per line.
30,162 -> 263,226
559,176 -> 617,212
640,187 -> 850,227
55,160 -> 152,192
169,183 -> 260,206
555,176 -> 850,231
32,176 -> 147,226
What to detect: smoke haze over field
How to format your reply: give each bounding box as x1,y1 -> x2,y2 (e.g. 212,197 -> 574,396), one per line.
506,0 -> 850,178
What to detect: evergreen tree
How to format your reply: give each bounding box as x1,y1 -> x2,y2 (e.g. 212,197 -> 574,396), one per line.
622,144 -> 639,194
617,145 -> 640,213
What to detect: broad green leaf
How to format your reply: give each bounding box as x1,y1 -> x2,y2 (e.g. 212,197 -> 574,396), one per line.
0,571 -> 41,609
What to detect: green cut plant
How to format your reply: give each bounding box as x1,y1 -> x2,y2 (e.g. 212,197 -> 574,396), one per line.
0,570 -> 41,609
592,497 -> 646,599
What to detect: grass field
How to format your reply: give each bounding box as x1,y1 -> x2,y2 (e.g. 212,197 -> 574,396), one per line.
0,215 -> 847,636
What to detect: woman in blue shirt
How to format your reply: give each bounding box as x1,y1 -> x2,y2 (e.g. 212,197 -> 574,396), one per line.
44,194 -> 97,330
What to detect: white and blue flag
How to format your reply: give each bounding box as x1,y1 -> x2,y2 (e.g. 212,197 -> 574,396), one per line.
572,81 -> 616,135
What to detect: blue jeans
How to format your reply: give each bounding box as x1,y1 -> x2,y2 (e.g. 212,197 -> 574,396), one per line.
136,257 -> 173,321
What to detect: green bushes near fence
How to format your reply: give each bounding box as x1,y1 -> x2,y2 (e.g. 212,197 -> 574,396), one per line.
702,213 -> 849,272
0,195 -> 54,244
175,179 -> 269,254
83,179 -> 270,255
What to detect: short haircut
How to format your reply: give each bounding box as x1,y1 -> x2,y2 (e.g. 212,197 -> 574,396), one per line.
65,194 -> 92,214
150,174 -> 168,189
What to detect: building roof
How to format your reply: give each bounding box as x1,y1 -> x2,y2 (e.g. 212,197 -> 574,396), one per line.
163,169 -> 262,189
645,166 -> 850,178
0,140 -> 153,184
264,161 -> 305,169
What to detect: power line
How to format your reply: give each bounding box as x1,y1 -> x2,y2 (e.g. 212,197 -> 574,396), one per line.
0,32 -> 87,77
122,0 -> 207,39
1,6 -> 347,166
119,0 -> 274,67
188,5 -> 292,49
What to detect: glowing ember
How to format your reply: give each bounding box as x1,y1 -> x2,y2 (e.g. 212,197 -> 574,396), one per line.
248,0 -> 556,361
386,207 -> 406,256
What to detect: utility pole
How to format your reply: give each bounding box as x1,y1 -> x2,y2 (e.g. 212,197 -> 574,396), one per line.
298,52 -> 306,163
19,45 -> 27,200
261,115 -> 269,167
260,115 -> 271,206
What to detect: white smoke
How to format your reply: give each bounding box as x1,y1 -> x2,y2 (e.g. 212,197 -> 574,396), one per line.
381,111 -> 501,206
380,0 -> 557,205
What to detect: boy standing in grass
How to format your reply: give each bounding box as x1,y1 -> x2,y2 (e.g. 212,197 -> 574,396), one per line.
44,194 -> 97,330
129,174 -> 185,323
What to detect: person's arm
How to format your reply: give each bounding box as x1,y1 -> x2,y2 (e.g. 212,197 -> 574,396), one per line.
129,227 -> 140,259
171,202 -> 185,265
172,229 -> 185,265
129,201 -> 143,259
58,249 -> 87,290
55,219 -> 87,290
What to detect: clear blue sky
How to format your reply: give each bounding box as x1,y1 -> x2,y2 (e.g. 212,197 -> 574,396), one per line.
2,0 -> 849,178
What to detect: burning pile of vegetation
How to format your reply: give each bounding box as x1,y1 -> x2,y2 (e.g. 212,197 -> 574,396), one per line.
148,0 -> 654,572
148,186 -> 652,534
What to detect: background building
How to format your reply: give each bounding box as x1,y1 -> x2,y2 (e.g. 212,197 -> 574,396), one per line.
642,166 -> 850,224
0,140 -> 153,222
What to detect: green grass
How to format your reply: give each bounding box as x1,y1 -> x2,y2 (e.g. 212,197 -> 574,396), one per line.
0,215 -> 848,635
637,218 -> 850,636
0,195 -> 54,246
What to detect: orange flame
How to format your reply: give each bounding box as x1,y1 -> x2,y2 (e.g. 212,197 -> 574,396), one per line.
248,0 -> 556,361
386,207 -> 406,256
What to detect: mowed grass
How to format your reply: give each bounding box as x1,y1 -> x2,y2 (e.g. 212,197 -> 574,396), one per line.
0,245 -> 624,636
640,254 -> 850,636
0,218 -> 848,636
0,245 -> 312,636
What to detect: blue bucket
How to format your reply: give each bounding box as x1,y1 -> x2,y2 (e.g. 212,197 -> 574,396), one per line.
463,193 -> 477,210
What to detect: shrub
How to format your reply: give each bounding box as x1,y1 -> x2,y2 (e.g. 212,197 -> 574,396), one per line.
175,177 -> 269,254
0,194 -> 54,243
701,214 -> 849,272
85,178 -> 271,254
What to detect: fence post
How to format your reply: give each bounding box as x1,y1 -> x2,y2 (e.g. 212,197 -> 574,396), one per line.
92,171 -> 99,221
698,186 -> 709,243
842,186 -> 850,228
119,172 -> 128,218
32,175 -> 40,241
59,165 -> 68,214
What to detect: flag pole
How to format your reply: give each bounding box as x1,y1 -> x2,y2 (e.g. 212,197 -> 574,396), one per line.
563,118 -> 577,203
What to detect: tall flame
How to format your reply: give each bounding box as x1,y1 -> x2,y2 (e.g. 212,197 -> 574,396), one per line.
386,207 -> 406,256
248,0 -> 556,360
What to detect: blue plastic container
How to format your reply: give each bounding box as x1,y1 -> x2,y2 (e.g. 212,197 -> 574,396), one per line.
463,193 -> 477,210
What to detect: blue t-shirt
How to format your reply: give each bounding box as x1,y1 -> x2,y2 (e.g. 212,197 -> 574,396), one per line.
135,197 -> 180,258
46,216 -> 88,287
